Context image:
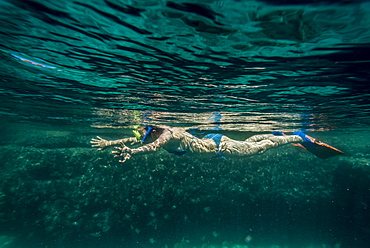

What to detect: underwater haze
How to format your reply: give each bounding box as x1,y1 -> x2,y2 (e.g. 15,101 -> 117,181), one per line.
0,0 -> 370,248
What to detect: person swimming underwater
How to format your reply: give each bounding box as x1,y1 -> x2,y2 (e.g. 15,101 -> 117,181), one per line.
91,125 -> 344,163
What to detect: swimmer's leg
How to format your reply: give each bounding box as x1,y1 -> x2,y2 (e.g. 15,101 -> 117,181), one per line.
291,131 -> 344,159
245,134 -> 275,142
248,135 -> 304,153
221,135 -> 303,157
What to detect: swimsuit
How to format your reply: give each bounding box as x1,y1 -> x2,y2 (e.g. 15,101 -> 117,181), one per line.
204,133 -> 226,159
203,133 -> 223,147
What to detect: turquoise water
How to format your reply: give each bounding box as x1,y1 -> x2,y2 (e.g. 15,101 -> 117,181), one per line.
0,0 -> 370,247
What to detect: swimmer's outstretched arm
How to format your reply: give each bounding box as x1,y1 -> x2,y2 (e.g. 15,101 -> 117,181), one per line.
112,129 -> 173,163
91,136 -> 139,151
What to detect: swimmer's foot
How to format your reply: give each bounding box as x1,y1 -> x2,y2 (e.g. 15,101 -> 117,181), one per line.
292,131 -> 344,159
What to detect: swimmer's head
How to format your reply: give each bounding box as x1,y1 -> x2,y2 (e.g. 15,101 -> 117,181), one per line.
132,125 -> 164,142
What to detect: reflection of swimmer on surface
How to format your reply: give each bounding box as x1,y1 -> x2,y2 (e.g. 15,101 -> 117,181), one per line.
91,125 -> 344,163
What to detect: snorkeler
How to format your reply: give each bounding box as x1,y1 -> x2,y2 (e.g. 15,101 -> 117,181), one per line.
91,125 -> 344,163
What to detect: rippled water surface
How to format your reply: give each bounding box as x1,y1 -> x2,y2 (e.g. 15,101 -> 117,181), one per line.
1,0 -> 370,130
1,1 -> 370,248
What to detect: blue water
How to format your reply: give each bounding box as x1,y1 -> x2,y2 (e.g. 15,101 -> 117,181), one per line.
0,0 -> 370,248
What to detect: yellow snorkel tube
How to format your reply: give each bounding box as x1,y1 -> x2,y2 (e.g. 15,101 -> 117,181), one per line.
131,125 -> 142,142
132,130 -> 142,140
132,125 -> 153,143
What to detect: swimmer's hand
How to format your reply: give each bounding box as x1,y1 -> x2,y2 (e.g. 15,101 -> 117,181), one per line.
91,136 -> 110,150
112,142 -> 132,163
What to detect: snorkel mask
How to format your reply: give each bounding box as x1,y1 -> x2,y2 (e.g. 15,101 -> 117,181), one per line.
141,126 -> 153,142
132,125 -> 153,143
